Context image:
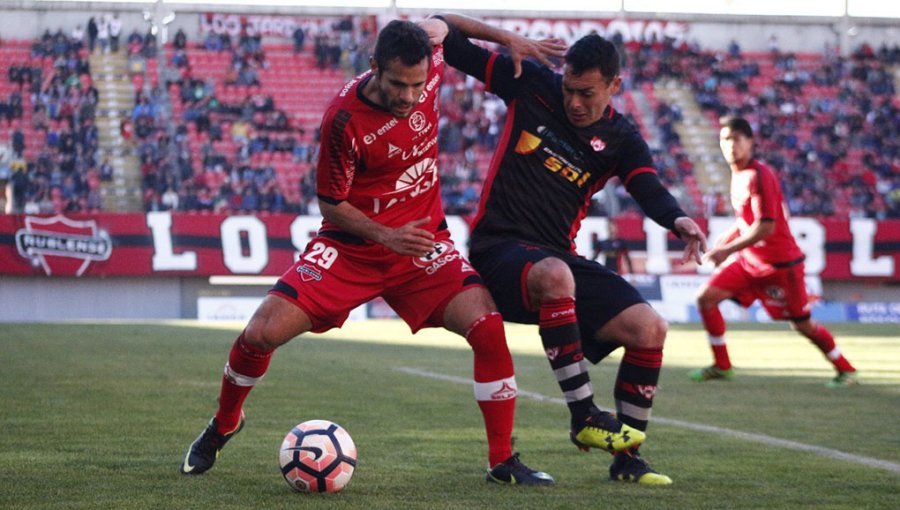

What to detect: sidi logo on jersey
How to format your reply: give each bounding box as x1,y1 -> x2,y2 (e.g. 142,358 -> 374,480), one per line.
372,157 -> 438,214
542,148 -> 592,188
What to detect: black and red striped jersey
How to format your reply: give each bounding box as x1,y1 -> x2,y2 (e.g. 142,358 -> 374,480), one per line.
443,28 -> 684,255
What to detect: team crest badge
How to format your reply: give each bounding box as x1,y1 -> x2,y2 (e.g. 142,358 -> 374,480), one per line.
14,215 -> 112,276
590,136 -> 606,152
297,264 -> 323,282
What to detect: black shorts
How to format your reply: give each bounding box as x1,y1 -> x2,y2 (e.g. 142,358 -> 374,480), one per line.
469,240 -> 647,363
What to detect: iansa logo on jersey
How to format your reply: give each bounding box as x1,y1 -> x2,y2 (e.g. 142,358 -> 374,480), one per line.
372,157 -> 438,214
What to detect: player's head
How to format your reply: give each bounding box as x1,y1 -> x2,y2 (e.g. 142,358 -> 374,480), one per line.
369,20 -> 432,118
719,116 -> 754,167
561,34 -> 622,128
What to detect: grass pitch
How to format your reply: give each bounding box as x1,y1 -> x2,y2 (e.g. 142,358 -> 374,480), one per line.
1,321 -> 898,509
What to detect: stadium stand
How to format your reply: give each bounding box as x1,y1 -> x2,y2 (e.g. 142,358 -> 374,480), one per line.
2,17 -> 898,221
1,30 -> 101,214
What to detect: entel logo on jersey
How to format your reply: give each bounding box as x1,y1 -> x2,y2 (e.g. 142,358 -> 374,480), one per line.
14,215 -> 112,276
363,117 -> 399,145
418,73 -> 442,103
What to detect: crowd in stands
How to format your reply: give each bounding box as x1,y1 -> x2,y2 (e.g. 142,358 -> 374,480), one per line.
3,16 -> 898,222
625,35 -> 899,218
1,26 -> 102,214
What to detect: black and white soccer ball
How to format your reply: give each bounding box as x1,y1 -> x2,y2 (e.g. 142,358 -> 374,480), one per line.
279,419 -> 357,493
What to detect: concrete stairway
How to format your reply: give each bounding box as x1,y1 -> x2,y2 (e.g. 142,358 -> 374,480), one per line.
90,50 -> 143,212
653,80 -> 730,197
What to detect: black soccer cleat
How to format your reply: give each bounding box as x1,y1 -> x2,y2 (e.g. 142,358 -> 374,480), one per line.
609,450 -> 672,485
486,453 -> 556,486
180,416 -> 244,475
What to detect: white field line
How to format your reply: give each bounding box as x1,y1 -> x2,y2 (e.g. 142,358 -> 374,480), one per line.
395,366 -> 900,475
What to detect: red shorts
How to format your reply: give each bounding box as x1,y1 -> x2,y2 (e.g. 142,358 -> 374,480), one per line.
270,232 -> 483,333
708,257 -> 811,321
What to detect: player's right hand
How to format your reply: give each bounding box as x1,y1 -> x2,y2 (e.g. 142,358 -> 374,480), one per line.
383,217 -> 436,257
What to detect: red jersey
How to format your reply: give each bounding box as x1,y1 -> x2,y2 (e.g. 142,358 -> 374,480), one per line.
316,46 -> 446,237
730,159 -> 804,273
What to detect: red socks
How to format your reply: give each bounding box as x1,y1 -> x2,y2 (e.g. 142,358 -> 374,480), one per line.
466,312 -> 516,467
214,333 -> 273,433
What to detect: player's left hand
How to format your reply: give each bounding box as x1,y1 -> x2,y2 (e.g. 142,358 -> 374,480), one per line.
674,217 -> 707,264
507,36 -> 567,78
419,18 -> 449,45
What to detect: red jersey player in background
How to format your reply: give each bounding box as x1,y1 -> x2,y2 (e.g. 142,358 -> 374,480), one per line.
690,116 -> 858,388
180,20 -> 555,485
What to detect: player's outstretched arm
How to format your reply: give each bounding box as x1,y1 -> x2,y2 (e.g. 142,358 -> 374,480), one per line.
433,13 -> 566,77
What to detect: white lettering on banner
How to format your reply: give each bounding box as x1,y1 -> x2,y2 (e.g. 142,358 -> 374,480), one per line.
289,216 -> 321,262
573,217 -> 608,258
200,14 -> 340,39
147,211 -> 197,271
643,219 -> 671,274
850,218 -> 894,276
221,216 -> 269,273
137,214 -> 900,278
697,217 -> 736,274
445,215 -> 470,258
790,217 -> 825,274
487,18 -> 688,46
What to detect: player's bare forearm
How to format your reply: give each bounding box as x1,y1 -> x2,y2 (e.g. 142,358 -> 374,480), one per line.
319,200 -> 435,257
703,220 -> 773,265
435,13 -> 566,76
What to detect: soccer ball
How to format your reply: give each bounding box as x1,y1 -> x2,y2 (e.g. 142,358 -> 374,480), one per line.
279,420 -> 357,493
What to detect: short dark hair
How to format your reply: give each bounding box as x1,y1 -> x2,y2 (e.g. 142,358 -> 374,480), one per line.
373,20 -> 432,72
719,116 -> 754,138
564,34 -> 620,80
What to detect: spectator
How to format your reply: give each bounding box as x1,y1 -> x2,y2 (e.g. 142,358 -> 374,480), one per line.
87,17 -> 98,53
292,26 -> 306,54
97,15 -> 110,54
109,14 -> 123,53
